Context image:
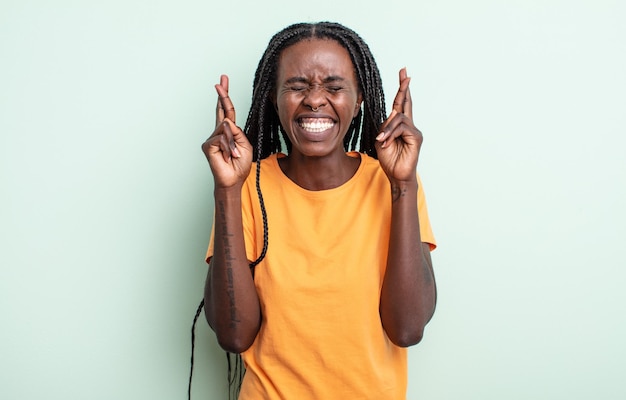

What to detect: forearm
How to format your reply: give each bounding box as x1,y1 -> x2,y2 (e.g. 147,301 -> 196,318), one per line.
205,186 -> 260,353
380,178 -> 436,347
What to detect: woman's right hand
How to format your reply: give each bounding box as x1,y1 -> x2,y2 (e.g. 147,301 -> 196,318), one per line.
202,75 -> 253,189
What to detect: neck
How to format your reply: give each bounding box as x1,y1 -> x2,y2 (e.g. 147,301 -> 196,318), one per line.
278,152 -> 360,191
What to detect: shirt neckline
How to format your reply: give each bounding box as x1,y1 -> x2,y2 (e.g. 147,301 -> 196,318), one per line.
268,152 -> 367,196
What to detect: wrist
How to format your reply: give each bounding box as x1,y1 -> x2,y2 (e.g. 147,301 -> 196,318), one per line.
214,184 -> 243,199
390,178 -> 418,203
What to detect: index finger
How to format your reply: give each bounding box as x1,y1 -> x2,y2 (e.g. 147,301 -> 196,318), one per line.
391,68 -> 412,120
215,75 -> 236,127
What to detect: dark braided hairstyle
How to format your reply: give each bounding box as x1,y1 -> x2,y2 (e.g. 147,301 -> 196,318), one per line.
189,21 -> 387,400
245,21 -> 387,161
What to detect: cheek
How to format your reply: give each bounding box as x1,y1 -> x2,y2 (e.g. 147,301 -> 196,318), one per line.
275,98 -> 297,131
276,101 -> 290,121
276,94 -> 297,114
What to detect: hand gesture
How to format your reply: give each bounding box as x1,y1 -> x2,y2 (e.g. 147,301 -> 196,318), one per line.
201,75 -> 253,189
375,68 -> 423,183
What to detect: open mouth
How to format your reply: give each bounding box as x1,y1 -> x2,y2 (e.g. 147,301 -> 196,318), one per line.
298,118 -> 335,133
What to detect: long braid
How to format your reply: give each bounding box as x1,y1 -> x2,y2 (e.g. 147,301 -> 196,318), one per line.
188,299 -> 204,400
190,21 -> 388,400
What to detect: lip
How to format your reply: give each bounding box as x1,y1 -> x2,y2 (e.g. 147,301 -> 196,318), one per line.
297,112 -> 335,120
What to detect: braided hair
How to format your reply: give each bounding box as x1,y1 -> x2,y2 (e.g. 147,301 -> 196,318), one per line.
189,22 -> 387,400
245,21 -> 387,161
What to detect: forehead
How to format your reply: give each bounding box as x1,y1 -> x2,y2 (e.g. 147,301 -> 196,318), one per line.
277,38 -> 356,79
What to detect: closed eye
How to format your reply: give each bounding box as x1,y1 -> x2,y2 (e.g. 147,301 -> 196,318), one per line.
326,86 -> 344,93
289,86 -> 307,92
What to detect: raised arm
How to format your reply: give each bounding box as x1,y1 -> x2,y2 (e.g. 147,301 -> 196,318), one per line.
202,75 -> 261,353
375,68 -> 437,347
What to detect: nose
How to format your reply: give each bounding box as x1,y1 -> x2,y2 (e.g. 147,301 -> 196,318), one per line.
303,85 -> 327,111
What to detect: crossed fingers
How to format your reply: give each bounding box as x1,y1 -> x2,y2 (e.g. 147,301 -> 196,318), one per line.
391,67 -> 413,120
205,74 -> 242,161
376,68 -> 419,148
215,74 -> 236,127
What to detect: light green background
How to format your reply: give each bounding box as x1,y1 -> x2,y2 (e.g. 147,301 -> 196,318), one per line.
2,0 -> 625,399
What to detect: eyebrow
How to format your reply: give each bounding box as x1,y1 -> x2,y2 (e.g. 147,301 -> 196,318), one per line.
284,76 -> 346,84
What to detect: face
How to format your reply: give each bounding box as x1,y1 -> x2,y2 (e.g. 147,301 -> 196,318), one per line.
274,38 -> 362,159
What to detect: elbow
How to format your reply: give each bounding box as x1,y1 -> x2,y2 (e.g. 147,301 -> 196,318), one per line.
206,308 -> 257,353
213,318 -> 260,354
204,302 -> 260,353
216,333 -> 255,354
388,327 -> 425,348
381,310 -> 431,347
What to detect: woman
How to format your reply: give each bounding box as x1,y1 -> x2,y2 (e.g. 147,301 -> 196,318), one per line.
201,21 -> 436,399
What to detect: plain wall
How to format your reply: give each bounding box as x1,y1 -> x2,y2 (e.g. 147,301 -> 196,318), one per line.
1,0 -> 624,399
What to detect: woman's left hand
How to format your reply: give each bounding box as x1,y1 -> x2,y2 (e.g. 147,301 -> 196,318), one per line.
375,68 -> 423,183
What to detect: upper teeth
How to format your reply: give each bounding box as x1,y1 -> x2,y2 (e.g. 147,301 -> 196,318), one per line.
299,119 -> 334,133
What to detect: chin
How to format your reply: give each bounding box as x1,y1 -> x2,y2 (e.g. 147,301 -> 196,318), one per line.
291,143 -> 346,159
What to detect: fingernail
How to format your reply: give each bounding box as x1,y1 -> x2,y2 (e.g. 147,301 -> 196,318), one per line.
232,147 -> 241,158
376,132 -> 385,141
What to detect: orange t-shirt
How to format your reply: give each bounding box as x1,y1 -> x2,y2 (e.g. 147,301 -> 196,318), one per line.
207,152 -> 436,399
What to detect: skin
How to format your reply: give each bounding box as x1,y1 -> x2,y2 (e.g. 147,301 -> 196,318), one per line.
202,38 -> 436,352
274,39 -> 362,190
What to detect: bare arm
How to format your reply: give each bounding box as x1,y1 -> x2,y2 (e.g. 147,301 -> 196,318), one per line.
202,75 -> 261,353
205,188 -> 260,353
376,68 -> 436,346
379,179 -> 436,346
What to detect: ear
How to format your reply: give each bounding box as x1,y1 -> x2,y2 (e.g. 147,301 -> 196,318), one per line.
353,93 -> 363,118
